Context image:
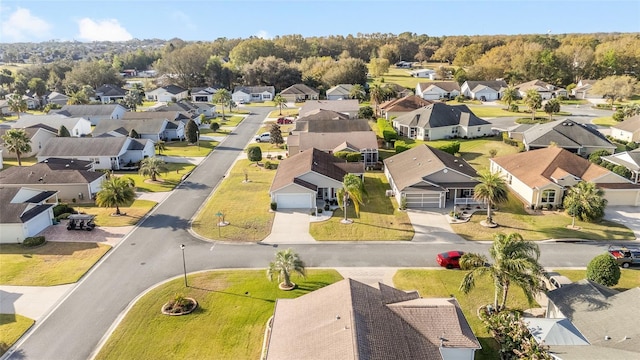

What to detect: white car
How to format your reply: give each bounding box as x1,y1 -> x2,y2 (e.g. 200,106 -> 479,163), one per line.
255,132 -> 270,142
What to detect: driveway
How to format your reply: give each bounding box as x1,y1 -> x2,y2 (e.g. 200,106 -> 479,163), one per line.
406,209 -> 467,243
36,223 -> 133,247
261,209 -> 316,244
604,206 -> 640,240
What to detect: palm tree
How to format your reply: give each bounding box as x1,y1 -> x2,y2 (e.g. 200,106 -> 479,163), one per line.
337,174 -> 367,223
155,140 -> 166,155
213,89 -> 231,120
139,157 -> 168,182
369,83 -> 384,118
7,93 -> 27,119
459,232 -> 544,312
473,170 -> 509,225
524,89 -> 542,121
543,98 -> 561,121
95,176 -> 136,216
563,181 -> 607,227
501,86 -> 518,110
349,84 -> 366,102
267,248 -> 306,289
1,128 -> 31,166
273,94 -> 287,115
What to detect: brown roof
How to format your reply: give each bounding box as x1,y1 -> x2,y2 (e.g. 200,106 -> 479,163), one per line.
293,131 -> 378,153
613,115 -> 640,133
491,147 -> 610,188
280,83 -> 319,96
380,95 -> 434,113
293,118 -> 371,133
417,81 -> 460,93
266,279 -> 480,360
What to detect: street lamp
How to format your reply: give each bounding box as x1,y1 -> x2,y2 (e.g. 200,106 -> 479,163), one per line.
180,244 -> 188,287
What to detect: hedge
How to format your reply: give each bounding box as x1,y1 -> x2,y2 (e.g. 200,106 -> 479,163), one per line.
377,118 -> 398,142
23,236 -> 46,247
395,140 -> 411,153
434,141 -> 460,155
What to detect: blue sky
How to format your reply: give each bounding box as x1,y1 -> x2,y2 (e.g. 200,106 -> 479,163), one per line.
1,0 -> 639,43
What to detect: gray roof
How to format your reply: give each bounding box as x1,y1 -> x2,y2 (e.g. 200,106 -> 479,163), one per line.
417,81 -> 460,93
0,159 -> 103,185
0,187 -> 56,224
602,149 -> 640,172
295,109 -> 350,122
122,111 -> 186,121
464,80 -> 508,92
127,138 -> 149,150
93,119 -> 166,136
522,119 -> 615,149
326,84 -> 354,96
525,318 -> 589,346
280,83 -> 319,96
96,84 -> 127,97
393,103 -> 490,128
233,85 -> 275,94
266,278 -> 480,360
299,100 -> 359,117
294,119 -> 371,133
13,114 -> 88,130
292,131 -> 378,153
39,137 -> 129,157
151,84 -> 187,95
56,104 -> 125,117
612,115 -> 640,133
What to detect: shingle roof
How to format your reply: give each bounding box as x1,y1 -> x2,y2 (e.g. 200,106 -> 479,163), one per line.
122,111 -> 184,121
280,83 -> 319,96
96,84 -> 127,97
464,80 -> 509,92
295,109 -> 350,122
0,187 -> 56,224
152,84 -> 187,95
57,104 -> 124,117
417,81 -> 460,93
294,119 -> 371,133
522,119 -> 615,150
293,131 -> 378,153
326,84 -> 354,96
612,115 -> 640,133
299,100 -> 360,117
0,159 -> 103,185
93,119 -> 166,136
0,126 -> 56,143
233,85 -> 275,94
266,279 -> 480,360
39,137 -> 129,157
515,79 -> 553,91
13,114 -> 88,130
380,95 -> 433,112
393,103 -> 489,128
602,149 -> 640,172
384,145 -> 478,191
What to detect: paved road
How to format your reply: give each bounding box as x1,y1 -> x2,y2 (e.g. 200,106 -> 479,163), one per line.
486,103 -> 614,132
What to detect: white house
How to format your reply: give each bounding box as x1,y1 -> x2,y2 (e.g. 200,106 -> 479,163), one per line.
0,126 -> 57,158
415,81 -> 460,100
610,115 -> 640,143
232,86 -> 275,103
146,85 -> 189,102
13,114 -> 92,137
0,187 -> 58,244
191,87 -> 218,102
325,84 -> 355,100
409,68 -> 436,79
53,104 -> 127,125
461,80 -> 508,101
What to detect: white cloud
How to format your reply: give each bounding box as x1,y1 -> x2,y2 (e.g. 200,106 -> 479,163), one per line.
76,18 -> 132,41
1,7 -> 52,42
255,30 -> 272,39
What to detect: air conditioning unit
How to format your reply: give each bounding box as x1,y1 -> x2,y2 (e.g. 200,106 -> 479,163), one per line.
385,190 -> 395,197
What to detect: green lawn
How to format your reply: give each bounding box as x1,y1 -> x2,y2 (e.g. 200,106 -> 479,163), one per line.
160,140 -> 217,157
268,108 -> 299,118
192,160 -> 276,241
76,199 -> 157,227
217,115 -> 245,127
553,269 -> 640,292
247,142 -> 287,154
0,157 -> 37,170
310,172 -> 414,241
95,269 -> 343,360
466,106 -> 522,118
394,269 -> 537,360
0,314 -> 34,356
451,192 -> 636,241
0,242 -> 111,286
592,116 -> 617,126
113,163 -> 196,192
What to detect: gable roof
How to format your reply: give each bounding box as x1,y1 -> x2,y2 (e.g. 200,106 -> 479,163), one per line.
522,119 -> 615,150
602,148 -> 640,172
266,278 -> 480,360
384,144 -> 478,191
280,83 -> 319,96
417,81 -> 460,93
93,118 -> 166,136
515,79 -> 553,91
0,126 -> 56,143
0,187 -> 56,224
295,109 -> 350,122
233,85 -> 275,94
95,84 -> 127,97
293,131 -> 378,153
393,103 -> 489,128
122,110 -> 187,121
13,114 -> 88,130
612,115 -> 640,133
294,118 -> 371,133
326,84 -> 354,96
299,100 -> 360,118
380,95 -> 434,112
39,137 -> 129,157
149,84 -> 187,95
464,80 -> 509,92
491,147 -> 611,188
0,159 -> 103,185
56,104 -> 124,117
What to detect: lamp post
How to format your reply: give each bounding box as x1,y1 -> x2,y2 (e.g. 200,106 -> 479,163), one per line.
196,130 -> 200,151
215,211 -> 223,237
180,244 -> 188,287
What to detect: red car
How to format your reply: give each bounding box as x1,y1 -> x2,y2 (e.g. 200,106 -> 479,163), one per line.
436,251 -> 465,269
277,117 -> 293,124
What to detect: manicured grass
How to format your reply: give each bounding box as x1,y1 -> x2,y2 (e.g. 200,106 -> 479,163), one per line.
247,142 -> 287,154
95,269 -> 343,360
0,242 -> 111,286
160,140 -> 218,157
0,157 -> 38,169
76,199 -> 157,227
515,117 -> 553,124
451,192 -> 636,241
552,269 -> 640,292
559,99 -> 588,105
394,269 -> 537,360
267,108 -> 299,118
113,163 -> 196,192
217,115 -> 245,127
192,160 -> 276,241
592,116 -> 617,126
465,105 -> 522,118
0,314 -> 34,356
310,172 -> 414,241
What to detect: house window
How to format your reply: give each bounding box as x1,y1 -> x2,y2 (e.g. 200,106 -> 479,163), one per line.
477,127 -> 481,132
462,189 -> 474,198
541,189 -> 556,203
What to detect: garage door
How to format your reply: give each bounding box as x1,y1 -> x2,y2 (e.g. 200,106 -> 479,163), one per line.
277,194 -> 313,209
405,193 -> 441,208
604,190 -> 640,206
25,211 -> 52,237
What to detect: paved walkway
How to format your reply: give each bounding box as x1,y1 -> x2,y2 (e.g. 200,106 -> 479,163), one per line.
261,209 -> 316,244
406,209 -> 468,243
0,285 -> 74,320
160,155 -> 206,165
335,267 -> 398,287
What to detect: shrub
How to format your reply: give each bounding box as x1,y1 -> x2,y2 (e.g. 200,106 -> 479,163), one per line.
358,106 -> 374,119
209,122 -> 220,132
346,152 -> 361,162
247,146 -> 262,162
377,118 -> 398,142
53,203 -> 76,217
55,212 -> 73,221
435,141 -> 460,155
394,140 -> 410,154
265,160 -> 272,169
333,151 -> 350,160
324,204 -> 330,211
586,253 -> 621,286
23,236 -> 46,247
277,155 -> 283,160
270,202 -> 277,211
509,104 -> 519,112
455,95 -> 465,102
317,208 -> 323,214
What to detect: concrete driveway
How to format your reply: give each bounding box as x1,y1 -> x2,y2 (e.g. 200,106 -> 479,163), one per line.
36,222 -> 132,246
604,206 -> 640,240
261,209 -> 316,244
406,209 -> 467,243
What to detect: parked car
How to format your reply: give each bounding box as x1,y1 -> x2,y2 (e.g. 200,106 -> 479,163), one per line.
255,132 -> 271,142
436,250 -> 465,269
277,117 -> 293,124
608,245 -> 640,268
542,271 -> 573,290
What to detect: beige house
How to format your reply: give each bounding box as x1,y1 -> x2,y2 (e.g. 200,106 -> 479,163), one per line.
298,100 -> 360,119
610,115 -> 640,143
379,95 -> 433,120
415,81 -> 460,100
490,147 -> 640,207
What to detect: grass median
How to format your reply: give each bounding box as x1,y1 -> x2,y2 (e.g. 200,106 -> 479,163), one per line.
0,314 -> 34,356
113,163 -> 196,192
76,199 -> 157,227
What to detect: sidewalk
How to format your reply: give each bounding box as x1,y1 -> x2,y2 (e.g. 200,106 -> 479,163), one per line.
0,284 -> 74,320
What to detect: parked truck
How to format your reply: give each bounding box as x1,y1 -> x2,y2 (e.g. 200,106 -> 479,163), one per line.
608,245 -> 640,268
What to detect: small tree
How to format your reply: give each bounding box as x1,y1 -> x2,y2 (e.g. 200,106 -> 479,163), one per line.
273,94 -> 287,115
543,98 -> 561,121
247,145 -> 262,164
270,124 -> 284,147
155,140 -> 166,155
139,157 -> 168,182
185,119 -> 198,144
58,125 -> 71,137
95,176 -> 136,216
473,170 -> 509,225
586,253 -> 621,287
502,86 -> 518,110
267,248 -> 306,290
7,93 -> 27,118
524,89 -> 542,121
213,89 -> 231,120
209,122 -> 220,132
358,106 -> 374,119
488,149 -> 498,158
563,181 -> 607,227
337,174 -> 367,223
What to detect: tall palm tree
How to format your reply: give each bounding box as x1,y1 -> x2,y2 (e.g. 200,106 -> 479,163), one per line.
267,248 -> 306,289
349,84 -> 366,102
501,86 -> 518,110
563,181 -> 607,227
139,157 -> 168,182
213,89 -> 231,120
1,128 -> 31,166
369,83 -> 384,118
95,176 -> 136,216
273,94 -> 287,115
337,174 -> 367,223
524,89 -> 542,121
7,93 -> 27,119
459,232 -> 544,312
155,140 -> 166,155
473,170 -> 509,225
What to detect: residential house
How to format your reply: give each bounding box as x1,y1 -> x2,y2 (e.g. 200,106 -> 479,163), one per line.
325,84 -> 355,100
610,115 -> 640,143
535,280 -> 640,359
269,148 -> 364,209
279,84 -> 319,103
384,145 -> 479,209
94,84 -> 127,104
517,119 -> 615,156
0,99 -> 10,115
292,109 -> 350,124
93,118 -> 183,142
123,110 -> 195,134
0,125 -> 57,158
37,137 -> 154,170
572,79 -> 598,100
13,93 -> 40,110
392,103 -> 493,140
53,104 -> 127,125
602,148 -> 640,184
490,147 -> 640,207
155,100 -> 214,120
395,60 -> 413,68
298,100 -> 360,119
0,187 -> 58,244
287,119 -> 379,166
43,91 -> 69,106
145,85 -> 189,102
13,114 -> 92,137
382,83 -> 413,98
515,79 -> 566,100
0,158 -> 105,202
410,68 -> 437,79
190,87 -> 218,102
460,80 -> 509,101
380,95 -> 433,120
415,82 -> 460,100
232,86 -> 275,103
265,278 -> 481,360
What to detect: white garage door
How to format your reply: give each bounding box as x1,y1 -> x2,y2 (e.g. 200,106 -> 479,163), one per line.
277,194 -> 313,209
604,190 -> 640,206
405,193 -> 441,208
25,211 -> 52,237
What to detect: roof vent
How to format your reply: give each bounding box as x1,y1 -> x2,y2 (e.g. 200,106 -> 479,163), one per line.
336,315 -> 340,320
413,157 -> 417,160
604,336 -> 611,340
65,164 -> 70,167
562,122 -> 568,126
454,159 -> 458,162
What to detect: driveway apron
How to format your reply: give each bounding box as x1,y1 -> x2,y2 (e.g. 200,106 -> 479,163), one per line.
262,209 -> 316,244
407,209 -> 467,243
605,206 -> 640,240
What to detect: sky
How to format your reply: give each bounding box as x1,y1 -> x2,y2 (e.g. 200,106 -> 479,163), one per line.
1,0 -> 639,43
